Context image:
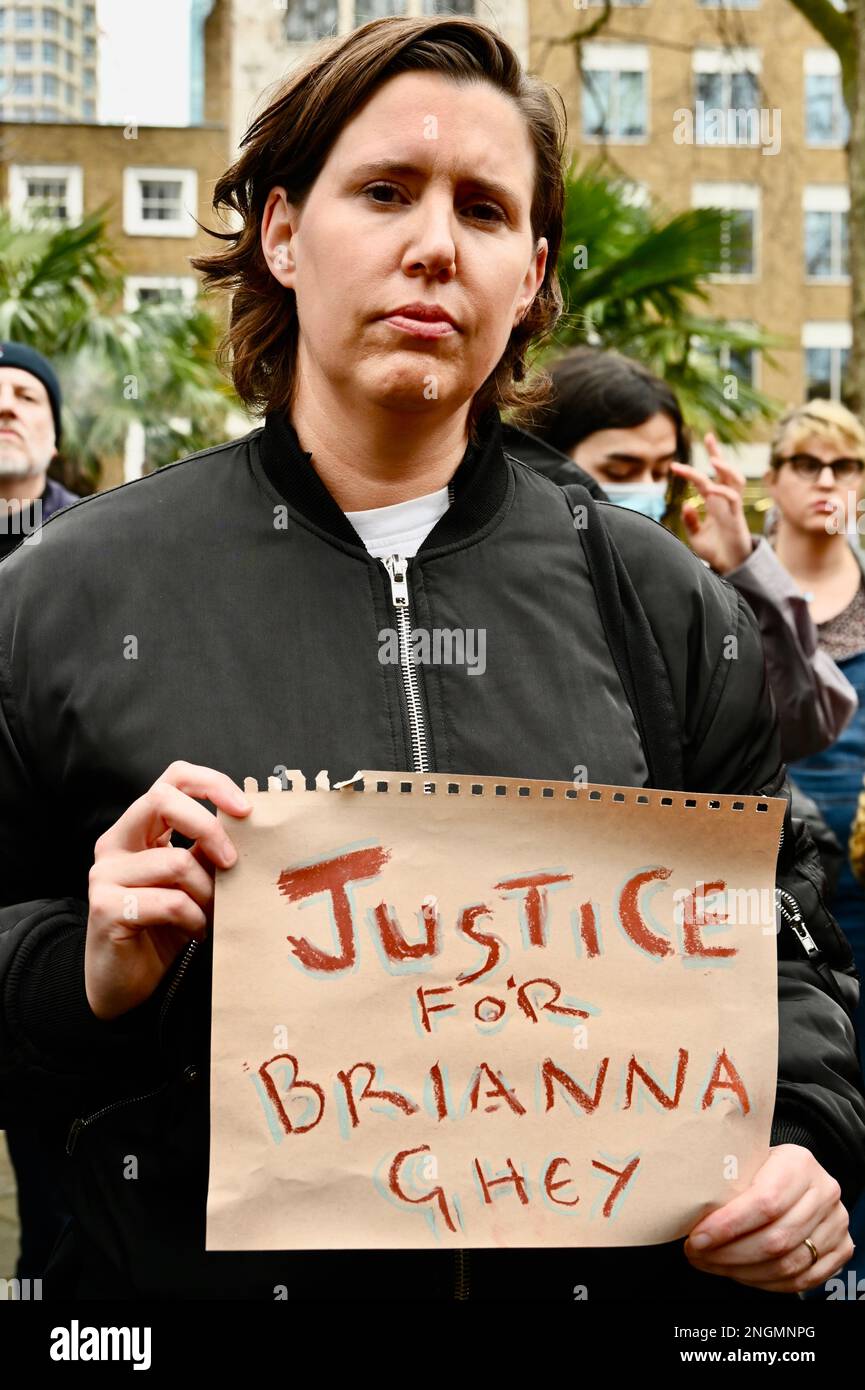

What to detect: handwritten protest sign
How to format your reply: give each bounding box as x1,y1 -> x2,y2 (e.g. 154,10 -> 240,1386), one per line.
206,771 -> 784,1251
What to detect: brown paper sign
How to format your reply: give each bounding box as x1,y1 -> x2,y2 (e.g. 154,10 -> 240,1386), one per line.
207,772 -> 784,1251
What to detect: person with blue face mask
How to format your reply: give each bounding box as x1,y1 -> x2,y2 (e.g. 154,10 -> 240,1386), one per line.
518,345 -> 858,768
600,477 -> 669,523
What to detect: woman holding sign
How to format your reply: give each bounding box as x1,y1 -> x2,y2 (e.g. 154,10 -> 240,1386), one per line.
0,15 -> 862,1303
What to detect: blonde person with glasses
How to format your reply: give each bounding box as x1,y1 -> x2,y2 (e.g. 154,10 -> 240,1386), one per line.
765,400 -> 865,1297
766,400 -> 865,973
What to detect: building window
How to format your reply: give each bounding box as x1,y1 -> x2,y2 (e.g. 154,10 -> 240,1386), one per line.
692,49 -> 761,144
82,97 -> 94,119
37,103 -> 59,120
803,186 -> 849,281
581,43 -> 649,142
65,47 -> 74,70
725,343 -> 758,387
124,276 -> 198,312
12,74 -> 34,95
83,3 -> 96,23
83,34 -> 95,57
64,14 -> 73,39
354,0 -> 407,22
83,66 -> 94,90
804,50 -> 849,146
9,163 -> 83,224
123,168 -> 198,237
282,0 -> 339,38
696,328 -> 759,400
43,72 -> 58,97
280,0 -> 474,45
693,182 -> 759,280
42,38 -> 58,62
64,80 -> 73,103
15,38 -> 33,60
15,6 -> 34,29
43,7 -> 58,30
803,323 -> 851,403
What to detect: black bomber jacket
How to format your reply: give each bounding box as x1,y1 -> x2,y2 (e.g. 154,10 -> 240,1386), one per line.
0,404 -> 862,1301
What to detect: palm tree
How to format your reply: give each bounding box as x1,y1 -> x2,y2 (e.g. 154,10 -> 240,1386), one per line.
522,158 -> 786,443
0,206 -> 236,486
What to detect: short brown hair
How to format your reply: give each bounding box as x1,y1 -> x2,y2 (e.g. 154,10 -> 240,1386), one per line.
191,16 -> 567,443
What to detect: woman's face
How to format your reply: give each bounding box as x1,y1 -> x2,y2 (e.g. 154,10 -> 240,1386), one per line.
568,413 -> 679,486
261,71 -> 548,422
766,432 -> 865,535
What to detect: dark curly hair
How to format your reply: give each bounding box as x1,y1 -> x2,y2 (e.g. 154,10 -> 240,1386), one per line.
190,15 -> 568,444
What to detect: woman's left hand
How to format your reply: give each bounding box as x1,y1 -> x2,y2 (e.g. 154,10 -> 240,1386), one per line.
684,1144 -> 853,1293
670,433 -> 753,575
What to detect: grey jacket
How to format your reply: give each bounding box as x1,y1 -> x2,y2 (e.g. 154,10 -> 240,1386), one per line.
725,537 -> 859,762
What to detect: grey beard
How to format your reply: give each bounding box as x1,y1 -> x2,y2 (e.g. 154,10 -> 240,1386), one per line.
0,453 -> 48,479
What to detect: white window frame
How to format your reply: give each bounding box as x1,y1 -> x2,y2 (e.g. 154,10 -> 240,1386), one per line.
581,42 -> 650,145
715,321 -> 761,392
803,185 -> 850,283
8,163 -> 83,225
124,276 -> 198,312
692,47 -> 762,76
692,182 -> 760,283
802,321 -> 852,402
693,322 -> 760,398
123,167 -> 198,238
692,48 -> 763,146
804,49 -> 847,147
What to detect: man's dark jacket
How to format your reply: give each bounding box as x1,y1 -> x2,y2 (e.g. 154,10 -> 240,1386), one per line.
0,405 -> 862,1302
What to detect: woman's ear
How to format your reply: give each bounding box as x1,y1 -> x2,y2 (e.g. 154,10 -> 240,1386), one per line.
261,187 -> 298,287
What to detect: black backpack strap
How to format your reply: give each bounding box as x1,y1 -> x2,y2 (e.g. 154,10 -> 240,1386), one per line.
561,484 -> 684,790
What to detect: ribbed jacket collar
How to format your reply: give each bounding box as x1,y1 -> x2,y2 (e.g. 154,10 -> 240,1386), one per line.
257,403 -> 511,552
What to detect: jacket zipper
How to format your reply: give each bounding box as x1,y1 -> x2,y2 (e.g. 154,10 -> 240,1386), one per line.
158,939 -> 200,1039
773,814 -> 822,958
66,1078 -> 173,1156
66,939 -> 200,1156
774,885 -> 821,959
382,547 -> 469,1299
382,554 -> 430,775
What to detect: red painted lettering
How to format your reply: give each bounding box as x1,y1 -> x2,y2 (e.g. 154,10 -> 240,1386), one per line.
541,1056 -> 610,1114
700,1049 -> 750,1114
591,1156 -> 641,1217
473,1156 -> 529,1205
618,867 -> 674,956
494,871 -> 573,947
389,1146 -> 457,1233
258,1053 -> 325,1136
624,1049 -> 688,1110
279,845 -> 390,973
336,1061 -> 419,1129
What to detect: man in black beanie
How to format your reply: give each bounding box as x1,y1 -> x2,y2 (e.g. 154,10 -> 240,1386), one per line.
0,341 -> 76,1287
0,341 -> 79,564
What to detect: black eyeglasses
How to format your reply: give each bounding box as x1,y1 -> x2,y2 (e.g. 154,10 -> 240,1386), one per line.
776,453 -> 865,482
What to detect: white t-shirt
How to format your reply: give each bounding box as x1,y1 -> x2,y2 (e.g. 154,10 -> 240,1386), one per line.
344,485 -> 450,559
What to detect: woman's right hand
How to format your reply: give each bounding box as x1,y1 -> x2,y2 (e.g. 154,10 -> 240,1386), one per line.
85,761 -> 252,1020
